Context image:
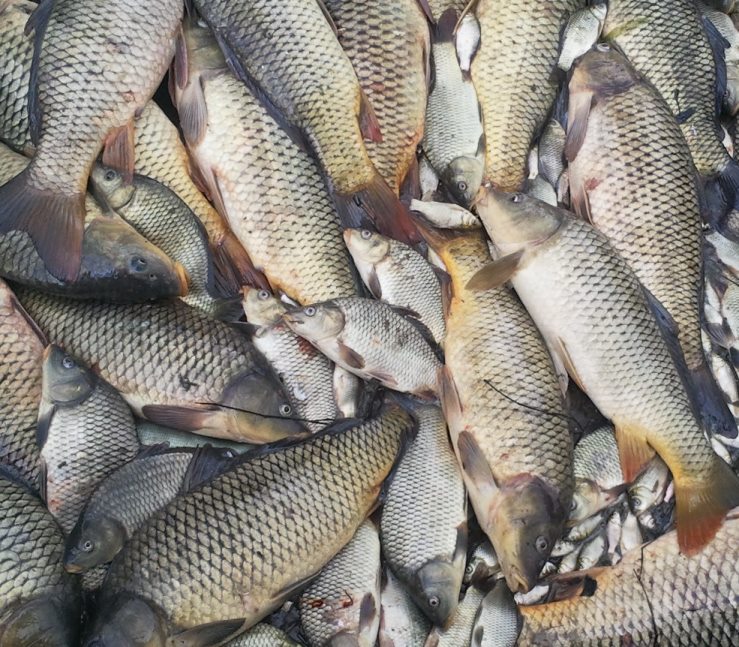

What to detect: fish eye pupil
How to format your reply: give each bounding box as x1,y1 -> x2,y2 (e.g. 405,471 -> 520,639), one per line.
570,499 -> 577,511
104,169 -> 116,181
428,595 -> 440,608
512,193 -> 523,203
62,356 -> 75,369
535,536 -> 549,553
280,404 -> 291,415
258,290 -> 270,300
458,181 -> 467,192
83,540 -> 93,552
632,497 -> 641,507
597,43 -> 610,52
360,229 -> 372,239
305,306 -> 316,317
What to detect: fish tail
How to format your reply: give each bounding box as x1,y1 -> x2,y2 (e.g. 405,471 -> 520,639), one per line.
674,455 -> 739,555
688,361 -> 738,440
333,173 -> 421,246
210,230 -> 270,295
0,167 -> 84,281
702,158 -> 739,239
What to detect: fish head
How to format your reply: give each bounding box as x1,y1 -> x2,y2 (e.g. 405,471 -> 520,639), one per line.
442,157 -> 484,207
569,43 -> 639,99
489,476 -> 564,594
470,582 -> 521,647
242,287 -> 286,327
569,479 -> 607,523
41,345 -> 95,406
80,215 -> 190,301
64,515 -> 126,573
83,594 -> 167,647
474,188 -> 563,253
411,559 -> 463,626
282,302 -> 345,342
0,597 -> 78,647
463,542 -> 500,586
89,165 -> 135,211
343,228 -> 391,266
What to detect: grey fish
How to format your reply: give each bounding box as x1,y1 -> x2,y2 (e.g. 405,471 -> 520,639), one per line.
379,568 -> 431,647
136,420 -> 253,454
557,4 -> 607,72
470,582 -> 521,647
424,583 -> 487,647
224,624 -> 298,646
464,541 -> 500,586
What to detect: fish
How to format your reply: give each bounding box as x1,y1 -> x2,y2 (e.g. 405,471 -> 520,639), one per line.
14,287 -> 304,444
471,0 -> 582,191
423,8 -> 485,206
410,199 -> 481,229
570,425 -> 626,523
193,0 -> 419,245
64,446 -> 231,574
0,466 -> 80,647
379,568 -> 431,647
423,582 -> 487,647
0,142 -> 189,301
524,175 -> 558,207
0,0 -> 34,154
564,513 -> 606,544
283,297 -> 441,398
469,581 -> 521,647
473,188 -> 739,555
132,101 -> 256,296
426,1 -> 467,23
456,12 -> 481,75
299,520 -> 382,646
380,405 -> 467,625
464,541 -> 500,586
536,119 -> 567,198
702,3 -> 739,116
90,165 -> 224,316
136,420 -> 253,454
492,513 -> 739,644
38,345 -> 140,535
223,624 -> 298,646
628,456 -> 671,519
344,228 -> 446,344
0,0 -> 183,281
243,287 -> 340,432
173,20 -> 358,305
556,4 -> 607,72
84,404 -> 412,646
603,0 -> 739,225
430,229 -> 573,593
0,278 -> 44,489
325,0 -> 430,195
567,45 -> 736,442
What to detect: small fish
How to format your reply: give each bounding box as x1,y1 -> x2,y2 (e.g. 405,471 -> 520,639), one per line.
463,541 -> 500,586
455,12 -> 481,75
223,624 -> 298,646
470,582 -> 521,647
344,229 -> 446,344
379,568 -> 431,647
283,297 -> 441,398
424,582 -> 487,647
410,199 -> 481,229
300,520 -> 382,646
628,456 -> 671,518
557,4 -> 607,72
136,420 -> 253,454
536,120 -> 566,192
702,4 -> 739,115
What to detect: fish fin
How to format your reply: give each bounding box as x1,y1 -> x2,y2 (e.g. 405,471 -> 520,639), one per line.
180,445 -> 233,493
456,430 -> 499,497
702,15 -> 730,120
569,174 -> 593,224
703,159 -> 739,231
176,73 -> 208,147
0,167 -> 85,281
465,251 -> 523,291
389,304 -> 422,320
173,23 -> 189,90
5,288 -> 47,345
338,341 -> 365,370
565,90 -> 593,162
38,457 -> 47,503
134,443 -> 172,459
25,0 -> 53,144
366,267 -> 382,298
359,88 -> 383,143
689,362 -> 738,440
434,267 -> 453,319
704,321 -> 734,348
332,173 -> 422,246
314,0 -> 339,36
435,8 -> 458,43
141,404 -> 217,432
102,121 -> 135,184
613,424 -> 654,483
674,456 -> 739,555
366,369 -> 398,387
272,572 -> 317,606
415,0 -> 434,24
399,155 -> 421,204
438,365 -> 463,432
553,337 -> 585,392
172,619 -> 245,647
358,592 -> 378,636
35,401 -> 55,450
207,239 -> 243,299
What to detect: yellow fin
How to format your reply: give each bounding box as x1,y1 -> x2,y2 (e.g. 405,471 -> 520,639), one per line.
613,424 -> 655,483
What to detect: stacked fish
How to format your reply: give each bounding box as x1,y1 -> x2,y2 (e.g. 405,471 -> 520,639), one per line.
0,0 -> 738,645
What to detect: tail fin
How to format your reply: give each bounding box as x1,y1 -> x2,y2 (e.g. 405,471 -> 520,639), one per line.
209,230 -> 270,296
703,158 -> 739,239
689,362 -> 738,440
333,172 -> 421,246
0,167 -> 84,281
675,456 -> 739,555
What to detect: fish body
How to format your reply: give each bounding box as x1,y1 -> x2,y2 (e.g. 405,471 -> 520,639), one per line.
344,229 -> 446,343
15,288 -> 303,444
471,0 -> 582,191
284,297 -> 441,398
537,120 -> 566,191
86,405 -> 412,644
300,520 -> 381,646
136,421 -> 252,454
424,583 -> 486,647
38,346 -> 140,535
464,541 -> 500,586
224,625 -> 298,646
557,4 -> 606,72
702,4 -> 739,115
434,232 -> 573,593
175,21 -> 356,305
325,0 -> 430,194
0,279 -> 43,489
243,288 -> 340,432
381,405 -> 467,626
475,189 -> 739,555
0,0 -> 183,281
379,568 -> 431,647
423,8 -> 485,206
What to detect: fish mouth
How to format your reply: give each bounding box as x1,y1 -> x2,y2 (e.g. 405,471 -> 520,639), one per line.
63,560 -> 84,574
504,566 -> 531,594
175,262 -> 190,296
281,312 -> 304,326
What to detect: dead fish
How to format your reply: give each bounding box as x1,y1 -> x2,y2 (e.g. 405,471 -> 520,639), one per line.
410,199 -> 481,229
135,420 -> 252,454
455,12 -> 480,75
378,568 -> 431,647
423,582 -> 487,647
557,4 -> 606,72
463,541 -> 501,586
223,624 -> 298,646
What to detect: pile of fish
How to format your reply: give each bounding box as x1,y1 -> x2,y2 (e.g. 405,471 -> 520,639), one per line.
1,0 -> 739,644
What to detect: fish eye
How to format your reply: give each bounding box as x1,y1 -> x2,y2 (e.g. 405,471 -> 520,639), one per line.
457,180 -> 468,193
104,169 -> 117,182
511,193 -> 524,203
360,229 -> 373,240
82,540 -> 94,552
632,496 -> 641,507
535,536 -> 549,554
279,404 -> 292,416
464,563 -> 474,575
62,356 -> 76,369
428,595 -> 440,608
258,290 -> 270,300
596,43 -> 610,52
304,306 -> 316,317
130,256 -> 148,272
570,499 -> 577,511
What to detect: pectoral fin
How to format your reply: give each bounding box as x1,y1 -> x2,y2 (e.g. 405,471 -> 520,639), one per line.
466,251 -> 523,291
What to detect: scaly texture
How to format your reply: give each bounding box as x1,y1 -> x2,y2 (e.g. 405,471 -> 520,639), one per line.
0,280 -> 43,489
519,516 -> 739,645
424,584 -> 485,646
379,569 -> 431,647
604,0 -> 730,178
574,427 -> 624,490
325,0 -> 430,194
0,0 -> 34,153
98,406 -> 411,634
471,0 -> 582,190
300,520 -> 381,646
225,624 -> 298,646
426,1 -> 467,22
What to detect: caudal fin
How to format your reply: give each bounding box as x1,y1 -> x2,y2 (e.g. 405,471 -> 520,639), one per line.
689,362 -> 738,440
333,173 -> 421,246
703,158 -> 739,240
0,167 -> 84,281
675,456 -> 739,555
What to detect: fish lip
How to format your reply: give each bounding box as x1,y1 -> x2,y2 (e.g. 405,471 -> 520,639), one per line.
281,311 -> 303,325
504,566 -> 531,594
175,263 -> 190,296
63,561 -> 84,574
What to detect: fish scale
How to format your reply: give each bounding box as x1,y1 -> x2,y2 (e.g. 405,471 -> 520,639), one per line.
471,0 -> 583,191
